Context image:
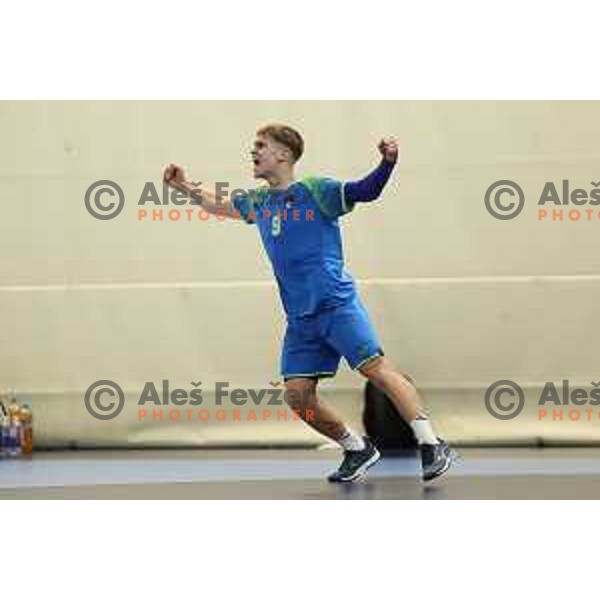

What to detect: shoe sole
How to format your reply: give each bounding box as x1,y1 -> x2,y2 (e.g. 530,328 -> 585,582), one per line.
423,449 -> 457,482
330,449 -> 382,483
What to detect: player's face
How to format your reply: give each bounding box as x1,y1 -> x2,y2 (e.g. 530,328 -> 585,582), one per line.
251,135 -> 287,179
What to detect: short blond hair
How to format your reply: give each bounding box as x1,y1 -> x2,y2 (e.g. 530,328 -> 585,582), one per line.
256,124 -> 304,163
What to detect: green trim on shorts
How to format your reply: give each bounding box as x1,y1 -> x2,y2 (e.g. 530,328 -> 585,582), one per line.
353,351 -> 384,371
283,371 -> 337,381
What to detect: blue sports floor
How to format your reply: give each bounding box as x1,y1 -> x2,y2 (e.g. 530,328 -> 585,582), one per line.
2,447 -> 600,499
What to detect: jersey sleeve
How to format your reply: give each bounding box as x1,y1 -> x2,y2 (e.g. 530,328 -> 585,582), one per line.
231,188 -> 266,224
299,176 -> 355,219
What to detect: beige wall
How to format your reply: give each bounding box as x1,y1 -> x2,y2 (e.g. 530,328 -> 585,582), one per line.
1,101 -> 599,446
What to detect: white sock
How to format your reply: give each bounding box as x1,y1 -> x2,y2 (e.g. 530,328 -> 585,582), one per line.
338,429 -> 366,451
410,417 -> 438,445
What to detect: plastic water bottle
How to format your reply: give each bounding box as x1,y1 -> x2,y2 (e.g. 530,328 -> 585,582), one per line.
0,392 -> 8,458
20,403 -> 33,455
7,392 -> 22,458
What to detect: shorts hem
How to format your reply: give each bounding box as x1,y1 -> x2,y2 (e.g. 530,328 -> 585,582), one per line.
282,371 -> 337,381
352,351 -> 384,371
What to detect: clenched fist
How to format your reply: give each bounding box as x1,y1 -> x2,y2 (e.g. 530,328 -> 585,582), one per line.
163,163 -> 187,187
378,137 -> 399,164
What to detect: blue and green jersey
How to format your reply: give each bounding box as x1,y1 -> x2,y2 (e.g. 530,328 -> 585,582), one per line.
232,176 -> 358,318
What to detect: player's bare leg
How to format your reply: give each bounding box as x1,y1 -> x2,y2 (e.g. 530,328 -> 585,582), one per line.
359,355 -> 455,481
284,377 -> 380,482
359,356 -> 425,422
284,378 -> 347,440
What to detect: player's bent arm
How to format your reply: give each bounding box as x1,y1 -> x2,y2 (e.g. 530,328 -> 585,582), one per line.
162,163 -> 237,217
343,137 -> 399,204
344,159 -> 396,204
175,180 -> 236,217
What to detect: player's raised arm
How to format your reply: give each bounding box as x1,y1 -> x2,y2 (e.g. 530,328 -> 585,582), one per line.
343,137 -> 399,204
162,163 -> 236,217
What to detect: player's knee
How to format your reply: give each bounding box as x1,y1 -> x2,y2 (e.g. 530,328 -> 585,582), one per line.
284,378 -> 316,413
359,355 -> 391,388
361,357 -> 416,392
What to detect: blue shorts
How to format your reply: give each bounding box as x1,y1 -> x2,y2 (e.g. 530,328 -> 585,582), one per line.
281,296 -> 384,380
